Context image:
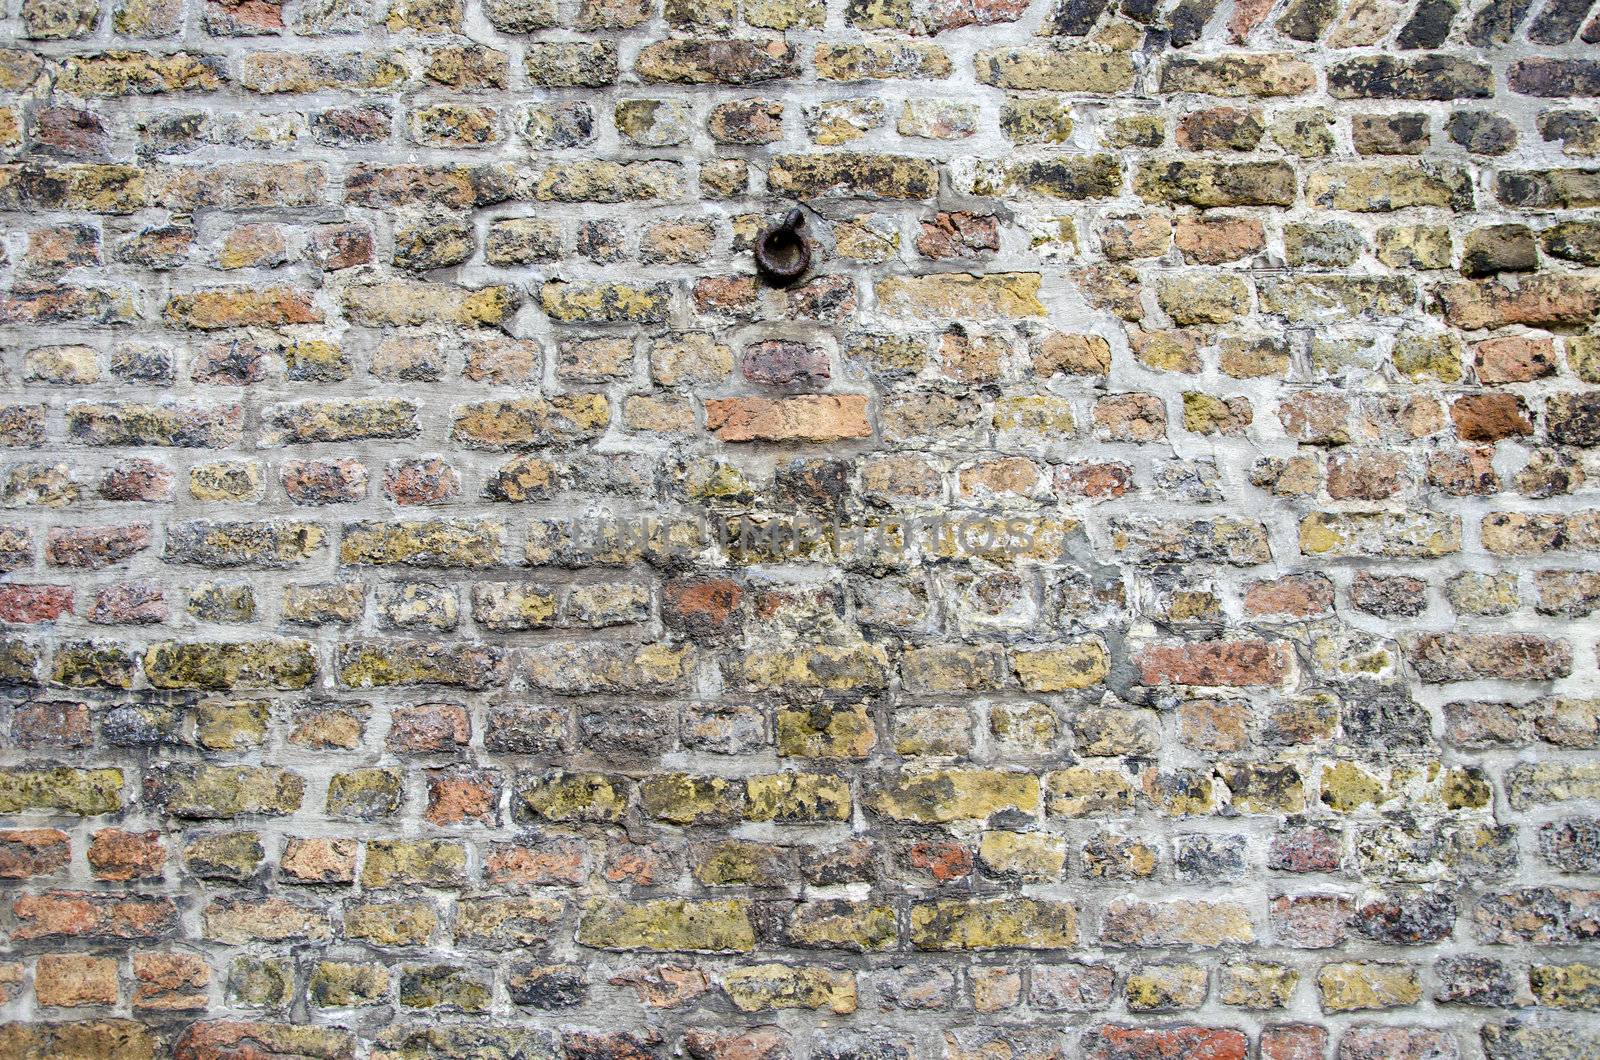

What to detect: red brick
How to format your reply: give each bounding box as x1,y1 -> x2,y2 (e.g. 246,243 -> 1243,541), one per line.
35,953 -> 119,1007
12,891 -> 177,940
664,577 -> 743,636
1242,574 -> 1333,618
88,828 -> 166,882
280,837 -> 357,884
0,584 -> 73,623
11,700 -> 92,747
1451,394 -> 1532,442
485,837 -> 589,886
905,839 -> 973,883
1136,640 -> 1291,687
1261,1024 -> 1327,1060
704,395 -> 871,443
1175,216 -> 1265,263
425,768 -> 498,825
1474,336 -> 1556,384
132,951 -> 208,1011
45,525 -> 152,569
385,457 -> 460,506
1269,893 -> 1351,949
387,702 -> 470,753
1081,1025 -> 1248,1060
0,829 -> 70,878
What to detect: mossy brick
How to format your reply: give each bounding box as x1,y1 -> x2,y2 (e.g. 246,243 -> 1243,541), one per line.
339,279 -> 517,328
515,772 -> 630,823
0,1022 -> 158,1059
975,45 -> 1134,93
639,773 -> 744,824
51,641 -> 138,688
6,1 -> 1598,1047
326,769 -> 403,819
184,832 -> 265,881
452,397 -> 610,449
454,895 -> 564,949
524,42 -> 617,87
309,961 -> 390,1007
339,519 -> 502,567
910,898 -> 1077,950
1012,641 -> 1111,691
362,839 -> 467,888
146,764 -> 303,818
263,399 -> 418,445
1136,160 -> 1296,207
744,772 -> 851,821
1299,512 -> 1462,558
337,640 -> 506,688
1307,164 -> 1474,212
739,644 -> 887,690
143,639 -> 315,690
228,958 -> 293,1008
344,900 -> 439,946
0,768 -> 122,814
165,522 -> 326,568
868,769 -> 1040,823
539,281 -> 669,324
768,153 -> 936,199
1317,962 -> 1422,1011
399,965 -> 491,1012
875,273 -> 1044,319
522,642 -> 693,694
1160,54 -> 1316,97
815,42 -> 950,81
786,901 -> 898,951
966,157 -> 1121,201
534,160 -> 682,202
67,402 -> 243,447
578,898 -> 756,951
238,51 -> 405,93
721,964 -> 856,1013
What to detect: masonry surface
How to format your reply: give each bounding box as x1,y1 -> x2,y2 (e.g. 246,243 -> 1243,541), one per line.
0,0 -> 1598,1055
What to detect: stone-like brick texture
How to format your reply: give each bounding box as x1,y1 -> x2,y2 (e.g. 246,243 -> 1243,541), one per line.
0,0 -> 1598,1053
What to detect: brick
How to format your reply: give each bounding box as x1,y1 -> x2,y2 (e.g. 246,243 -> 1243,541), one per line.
1081,1026 -> 1247,1060
636,38 -> 797,84
768,153 -> 936,198
815,42 -> 950,81
35,954 -> 119,1007
1407,632 -> 1572,682
1317,962 -> 1421,1011
1161,54 -> 1316,97
1135,160 -> 1296,207
975,45 -> 1134,93
13,891 -> 176,940
579,898 -> 755,951
910,897 -> 1076,950
88,828 -> 163,880
705,396 -> 870,442
0,829 -> 70,878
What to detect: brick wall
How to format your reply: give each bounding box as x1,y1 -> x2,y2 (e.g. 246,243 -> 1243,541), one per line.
1,0 -> 1598,1054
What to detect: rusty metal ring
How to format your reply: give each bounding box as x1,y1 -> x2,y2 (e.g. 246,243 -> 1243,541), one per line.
754,207 -> 809,287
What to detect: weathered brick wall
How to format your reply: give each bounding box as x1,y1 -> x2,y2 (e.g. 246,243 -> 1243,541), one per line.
1,0 -> 1599,1053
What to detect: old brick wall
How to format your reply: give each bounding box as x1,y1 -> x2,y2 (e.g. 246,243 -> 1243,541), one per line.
1,0 -> 1599,1053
